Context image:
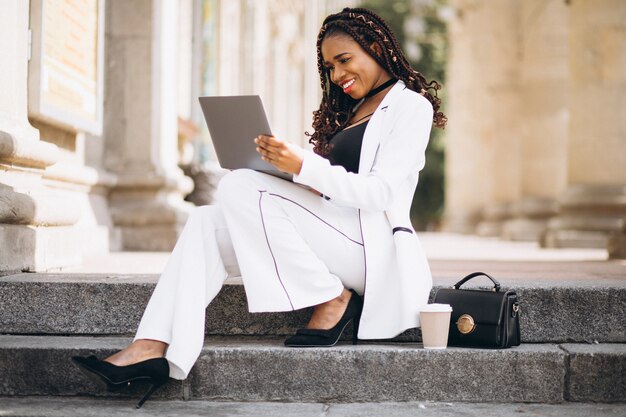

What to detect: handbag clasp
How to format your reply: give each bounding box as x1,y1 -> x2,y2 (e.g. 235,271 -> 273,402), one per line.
456,314 -> 476,335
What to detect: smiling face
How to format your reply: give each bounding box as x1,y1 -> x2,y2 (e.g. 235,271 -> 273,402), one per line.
321,33 -> 392,100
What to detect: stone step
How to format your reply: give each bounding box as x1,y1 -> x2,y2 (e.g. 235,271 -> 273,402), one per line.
0,336 -> 623,403
1,397 -> 625,417
1,272 -> 625,343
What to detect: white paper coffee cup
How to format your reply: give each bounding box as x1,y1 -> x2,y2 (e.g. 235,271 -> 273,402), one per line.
419,303 -> 453,349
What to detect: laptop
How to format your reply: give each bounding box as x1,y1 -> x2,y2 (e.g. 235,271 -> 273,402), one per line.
198,95 -> 293,181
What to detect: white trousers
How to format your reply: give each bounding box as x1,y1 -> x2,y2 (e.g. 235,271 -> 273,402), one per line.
134,169 -> 366,379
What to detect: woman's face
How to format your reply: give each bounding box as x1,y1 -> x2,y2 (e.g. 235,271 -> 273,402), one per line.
321,34 -> 391,100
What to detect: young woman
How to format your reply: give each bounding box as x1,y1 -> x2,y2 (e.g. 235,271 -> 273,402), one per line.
72,7 -> 446,408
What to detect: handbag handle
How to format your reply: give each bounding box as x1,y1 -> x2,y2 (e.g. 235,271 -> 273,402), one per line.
453,272 -> 501,292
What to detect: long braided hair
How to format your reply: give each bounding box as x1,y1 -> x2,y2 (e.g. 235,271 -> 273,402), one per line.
307,7 -> 447,156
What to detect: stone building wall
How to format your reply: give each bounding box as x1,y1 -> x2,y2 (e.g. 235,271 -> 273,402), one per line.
443,0 -> 625,258
0,0 -> 349,272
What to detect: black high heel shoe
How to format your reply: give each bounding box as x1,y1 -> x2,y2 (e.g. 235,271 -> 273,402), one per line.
71,355 -> 169,408
284,288 -> 363,347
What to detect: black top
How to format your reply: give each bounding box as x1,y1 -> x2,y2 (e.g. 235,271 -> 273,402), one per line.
326,120 -> 369,174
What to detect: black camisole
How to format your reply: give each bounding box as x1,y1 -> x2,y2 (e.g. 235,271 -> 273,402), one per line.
326,120 -> 369,174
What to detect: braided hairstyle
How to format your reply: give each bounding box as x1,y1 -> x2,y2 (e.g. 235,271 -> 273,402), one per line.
307,7 -> 447,156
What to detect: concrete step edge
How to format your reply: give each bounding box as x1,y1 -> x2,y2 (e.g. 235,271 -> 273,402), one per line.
0,335 -> 624,402
1,277 -> 624,343
0,396 -> 625,417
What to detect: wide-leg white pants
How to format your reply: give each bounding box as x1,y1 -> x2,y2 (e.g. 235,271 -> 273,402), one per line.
134,169 -> 366,379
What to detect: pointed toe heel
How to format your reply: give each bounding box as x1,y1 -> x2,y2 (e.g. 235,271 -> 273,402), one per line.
71,355 -> 169,409
284,288 -> 363,347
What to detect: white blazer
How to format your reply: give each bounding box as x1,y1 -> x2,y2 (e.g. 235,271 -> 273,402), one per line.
293,80 -> 434,339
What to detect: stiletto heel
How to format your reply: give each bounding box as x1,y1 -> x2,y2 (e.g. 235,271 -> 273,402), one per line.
71,355 -> 169,409
284,288 -> 363,347
136,382 -> 163,409
352,313 -> 361,345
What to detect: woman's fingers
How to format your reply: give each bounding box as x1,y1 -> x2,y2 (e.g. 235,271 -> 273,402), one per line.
257,135 -> 282,147
255,135 -> 284,160
255,135 -> 282,152
253,135 -> 303,175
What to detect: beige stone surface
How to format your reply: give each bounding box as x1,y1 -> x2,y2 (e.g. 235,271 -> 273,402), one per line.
0,0 -> 56,166
445,0 -> 522,235
443,0 -> 491,233
0,1 -> 39,144
475,0 -> 522,235
519,0 -> 568,199
0,0 -> 121,272
517,2 -> 569,196
503,0 -> 569,241
0,224 -> 82,272
445,0 -> 625,256
567,0 -> 626,185
103,0 -> 194,251
0,1 -> 82,271
543,0 -> 626,256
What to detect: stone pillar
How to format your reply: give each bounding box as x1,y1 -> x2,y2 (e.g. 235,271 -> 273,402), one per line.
543,0 -> 626,258
217,0 -> 241,96
502,0 -> 569,241
444,0 -> 522,235
473,0 -> 522,237
268,0 -> 306,146
443,0 -> 490,233
303,1 -> 324,147
0,0 -> 80,272
104,0 -> 193,251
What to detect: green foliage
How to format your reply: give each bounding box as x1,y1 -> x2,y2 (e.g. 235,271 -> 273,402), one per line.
360,0 -> 448,230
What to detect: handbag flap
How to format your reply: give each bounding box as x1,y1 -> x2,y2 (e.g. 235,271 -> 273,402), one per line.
433,288 -> 510,326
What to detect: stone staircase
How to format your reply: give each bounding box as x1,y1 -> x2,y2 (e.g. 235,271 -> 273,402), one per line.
0,256 -> 624,411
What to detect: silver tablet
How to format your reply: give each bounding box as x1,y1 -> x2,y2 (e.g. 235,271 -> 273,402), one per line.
198,95 -> 292,181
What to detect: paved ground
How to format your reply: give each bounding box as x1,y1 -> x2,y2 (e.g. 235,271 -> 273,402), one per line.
0,398 -> 624,417
45,232 -> 624,287
58,232 -> 611,275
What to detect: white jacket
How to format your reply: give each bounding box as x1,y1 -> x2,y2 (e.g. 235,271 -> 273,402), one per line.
293,80 -> 434,339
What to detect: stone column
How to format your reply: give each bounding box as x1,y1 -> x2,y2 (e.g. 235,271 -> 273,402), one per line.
104,0 -> 193,251
473,0 -> 522,237
443,0 -> 490,233
543,0 -> 626,258
444,0 -> 522,235
0,0 -> 81,271
303,1 -> 324,148
502,0 -> 569,241
217,0 -> 241,96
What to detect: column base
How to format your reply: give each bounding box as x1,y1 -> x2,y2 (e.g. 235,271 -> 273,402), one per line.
119,223 -> 187,251
112,201 -> 192,251
502,218 -> 549,242
441,210 -> 482,234
0,223 -> 113,273
542,185 -> 626,253
502,197 -> 559,241
607,233 -> 626,259
109,173 -> 194,251
0,126 -> 58,169
1,135 -> 121,272
476,203 -> 510,237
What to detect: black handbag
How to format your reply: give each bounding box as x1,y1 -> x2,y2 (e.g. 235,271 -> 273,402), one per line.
433,272 -> 521,348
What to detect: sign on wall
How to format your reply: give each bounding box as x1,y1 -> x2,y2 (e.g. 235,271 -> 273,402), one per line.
28,0 -> 105,135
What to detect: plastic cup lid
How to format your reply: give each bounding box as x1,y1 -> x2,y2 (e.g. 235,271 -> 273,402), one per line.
419,303 -> 453,313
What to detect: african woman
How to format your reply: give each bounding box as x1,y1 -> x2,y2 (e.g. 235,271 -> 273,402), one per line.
72,7 -> 446,408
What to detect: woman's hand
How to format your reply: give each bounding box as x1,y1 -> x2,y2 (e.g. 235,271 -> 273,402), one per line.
255,135 -> 304,175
